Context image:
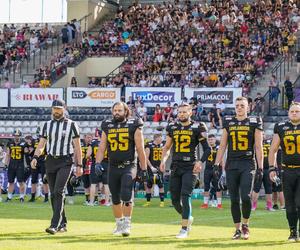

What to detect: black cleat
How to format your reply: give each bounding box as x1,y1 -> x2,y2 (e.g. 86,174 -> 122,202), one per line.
288,229 -> 299,242
44,198 -> 49,203
5,198 -> 12,202
45,227 -> 57,235
232,229 -> 242,240
273,204 -> 279,210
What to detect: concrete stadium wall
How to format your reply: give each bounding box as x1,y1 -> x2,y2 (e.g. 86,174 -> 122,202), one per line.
53,57 -> 124,87
67,0 -> 116,31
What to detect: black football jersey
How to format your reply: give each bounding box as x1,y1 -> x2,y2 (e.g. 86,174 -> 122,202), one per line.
274,121 -> 300,166
81,140 -> 91,167
223,116 -> 263,160
8,141 -> 26,162
145,141 -> 164,168
263,140 -> 271,169
204,145 -> 219,167
166,121 -> 208,163
101,118 -> 143,165
90,139 -> 108,164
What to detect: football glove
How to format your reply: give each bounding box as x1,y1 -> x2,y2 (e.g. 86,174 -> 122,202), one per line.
95,163 -> 104,177
212,164 -> 221,180
218,172 -> 227,191
69,175 -> 81,187
3,164 -> 8,171
254,168 -> 263,184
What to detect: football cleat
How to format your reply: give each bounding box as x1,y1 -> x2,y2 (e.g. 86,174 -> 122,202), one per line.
45,227 -> 57,235
176,229 -> 188,239
241,224 -> 250,240
113,220 -> 124,236
142,201 -> 150,207
273,204 -> 279,210
288,229 -> 299,242
232,229 -> 242,240
122,219 -> 131,237
200,204 -> 208,209
5,197 -> 12,202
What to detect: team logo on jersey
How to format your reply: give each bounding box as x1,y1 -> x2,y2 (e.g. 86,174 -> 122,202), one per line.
108,124 -> 114,128
283,126 -> 289,130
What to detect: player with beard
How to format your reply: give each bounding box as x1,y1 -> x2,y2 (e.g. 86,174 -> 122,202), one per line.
214,97 -> 263,240
5,129 -> 27,202
269,102 -> 300,241
96,102 -> 147,237
160,103 -> 209,239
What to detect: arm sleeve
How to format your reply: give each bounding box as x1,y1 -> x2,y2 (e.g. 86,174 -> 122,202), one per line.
273,123 -> 279,134
71,122 -> 80,139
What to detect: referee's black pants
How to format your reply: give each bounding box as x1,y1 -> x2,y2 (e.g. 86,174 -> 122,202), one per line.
282,167 -> 300,230
45,155 -> 73,229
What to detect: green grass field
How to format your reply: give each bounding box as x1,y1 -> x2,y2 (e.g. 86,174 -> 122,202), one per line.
0,196 -> 299,250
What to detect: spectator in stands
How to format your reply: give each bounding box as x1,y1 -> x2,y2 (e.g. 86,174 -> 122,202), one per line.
253,92 -> 265,117
208,104 -> 219,129
88,77 -> 98,87
216,99 -> 226,128
126,95 -> 135,108
70,77 -> 78,87
269,74 -> 281,108
137,101 -> 147,122
172,103 -> 178,120
163,102 -> 172,121
153,104 -> 163,122
2,77 -> 12,89
284,75 -> 294,108
61,25 -> 69,48
196,101 -> 204,120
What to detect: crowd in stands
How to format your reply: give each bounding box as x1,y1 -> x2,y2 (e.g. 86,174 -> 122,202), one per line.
1,0 -> 299,101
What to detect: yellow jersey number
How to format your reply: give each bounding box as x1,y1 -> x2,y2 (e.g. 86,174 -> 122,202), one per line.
153,148 -> 162,161
263,144 -> 270,157
283,135 -> 300,155
11,147 -> 22,160
173,135 -> 191,153
107,133 -> 129,152
230,131 -> 248,151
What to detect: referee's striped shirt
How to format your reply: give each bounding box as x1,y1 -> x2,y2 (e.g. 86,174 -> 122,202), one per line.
40,118 -> 80,156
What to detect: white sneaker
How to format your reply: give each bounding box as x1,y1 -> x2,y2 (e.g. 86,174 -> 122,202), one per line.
122,219 -> 131,237
176,229 -> 188,239
187,216 -> 194,232
83,201 -> 89,206
113,220 -> 124,236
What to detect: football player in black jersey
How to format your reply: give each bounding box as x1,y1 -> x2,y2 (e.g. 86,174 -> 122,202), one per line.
96,102 -> 147,237
269,102 -> 300,242
251,135 -> 274,211
4,129 -> 28,202
200,134 -> 224,209
88,137 -> 100,206
272,148 -> 285,210
215,97 -> 264,240
81,134 -> 93,205
143,133 -> 165,207
160,103 -> 209,239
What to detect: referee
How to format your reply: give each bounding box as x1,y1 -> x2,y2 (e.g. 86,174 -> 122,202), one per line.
31,99 -> 83,235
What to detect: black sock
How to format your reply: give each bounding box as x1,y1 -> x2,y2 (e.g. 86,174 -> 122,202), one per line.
31,193 -> 35,199
182,226 -> 187,231
44,193 -> 49,199
159,192 -> 164,202
85,194 -> 89,202
146,193 -> 151,202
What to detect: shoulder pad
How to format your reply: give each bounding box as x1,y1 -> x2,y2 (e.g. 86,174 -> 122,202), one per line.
249,116 -> 258,123
224,116 -> 233,120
